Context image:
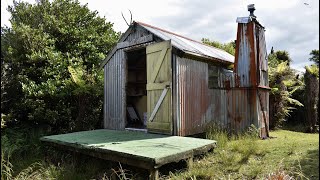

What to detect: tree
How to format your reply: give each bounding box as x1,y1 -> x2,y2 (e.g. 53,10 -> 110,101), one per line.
304,64 -> 319,132
268,62 -> 304,128
268,50 -> 292,68
1,0 -> 120,132
201,38 -> 236,56
309,49 -> 319,66
268,50 -> 303,128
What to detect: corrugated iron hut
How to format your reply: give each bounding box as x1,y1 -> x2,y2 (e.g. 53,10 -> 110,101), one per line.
100,5 -> 270,137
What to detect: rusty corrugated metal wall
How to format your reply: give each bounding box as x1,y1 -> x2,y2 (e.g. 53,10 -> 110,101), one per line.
257,26 -> 268,87
173,58 -> 262,136
174,56 -> 211,136
174,18 -> 269,137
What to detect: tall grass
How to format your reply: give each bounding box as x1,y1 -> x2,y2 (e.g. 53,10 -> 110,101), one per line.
169,124 -> 312,180
2,123 -> 316,179
1,152 -> 13,180
1,124 -> 138,180
205,123 -> 229,149
0,124 -> 61,180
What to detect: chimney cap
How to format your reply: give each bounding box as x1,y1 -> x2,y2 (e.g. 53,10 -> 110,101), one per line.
247,4 -> 256,18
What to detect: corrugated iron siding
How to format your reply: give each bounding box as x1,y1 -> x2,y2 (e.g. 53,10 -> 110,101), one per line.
234,23 -> 252,87
174,55 -> 259,136
175,56 -> 211,136
257,26 -> 268,87
257,89 -> 269,137
228,89 -> 258,131
232,19 -> 269,137
124,25 -> 150,42
104,26 -> 156,130
104,50 -> 126,130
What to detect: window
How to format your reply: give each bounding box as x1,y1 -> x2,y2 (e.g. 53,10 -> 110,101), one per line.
208,65 -> 219,89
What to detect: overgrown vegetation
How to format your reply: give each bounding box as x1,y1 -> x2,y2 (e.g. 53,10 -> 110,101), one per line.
268,51 -> 304,128
1,124 -> 318,180
1,0 -> 120,132
1,0 -> 119,178
202,38 -> 236,56
168,127 -> 319,180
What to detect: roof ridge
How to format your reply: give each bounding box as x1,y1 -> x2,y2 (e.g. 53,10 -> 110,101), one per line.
134,21 -> 226,52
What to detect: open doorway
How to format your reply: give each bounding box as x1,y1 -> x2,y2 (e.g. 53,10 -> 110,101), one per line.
125,48 -> 147,131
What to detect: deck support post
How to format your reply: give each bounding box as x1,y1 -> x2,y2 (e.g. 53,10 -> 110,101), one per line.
187,157 -> 194,168
149,168 -> 159,180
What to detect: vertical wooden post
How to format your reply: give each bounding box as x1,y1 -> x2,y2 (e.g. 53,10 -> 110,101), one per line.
149,168 -> 159,180
187,157 -> 193,168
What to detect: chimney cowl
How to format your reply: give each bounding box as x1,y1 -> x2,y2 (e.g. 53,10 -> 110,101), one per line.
247,4 -> 256,18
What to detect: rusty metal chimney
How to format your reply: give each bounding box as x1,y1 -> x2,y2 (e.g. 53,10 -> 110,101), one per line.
234,5 -> 270,138
248,4 -> 256,18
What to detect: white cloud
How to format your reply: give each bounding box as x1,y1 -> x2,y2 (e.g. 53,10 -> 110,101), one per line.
1,0 -> 319,71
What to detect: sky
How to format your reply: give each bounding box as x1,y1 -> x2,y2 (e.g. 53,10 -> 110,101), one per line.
1,0 -> 319,72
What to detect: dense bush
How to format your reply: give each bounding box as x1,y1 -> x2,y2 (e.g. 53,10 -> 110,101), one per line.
268,51 -> 304,128
1,0 -> 120,132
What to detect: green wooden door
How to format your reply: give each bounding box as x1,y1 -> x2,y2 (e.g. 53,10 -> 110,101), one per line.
146,40 -> 172,135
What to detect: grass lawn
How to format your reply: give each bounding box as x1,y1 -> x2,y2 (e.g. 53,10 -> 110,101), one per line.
168,130 -> 319,179
2,128 -> 319,179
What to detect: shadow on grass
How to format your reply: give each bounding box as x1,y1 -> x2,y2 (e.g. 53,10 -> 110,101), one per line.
281,123 -> 309,133
45,147 -> 204,180
296,148 -> 319,179
45,147 -> 150,180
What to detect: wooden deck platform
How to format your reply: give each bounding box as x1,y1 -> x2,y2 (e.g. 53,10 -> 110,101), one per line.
40,129 -> 216,179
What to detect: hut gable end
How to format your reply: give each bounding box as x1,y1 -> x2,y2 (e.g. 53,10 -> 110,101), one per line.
100,22 -> 235,68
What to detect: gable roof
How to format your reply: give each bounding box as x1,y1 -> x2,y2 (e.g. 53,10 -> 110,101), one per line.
137,21 -> 234,63
100,21 -> 234,68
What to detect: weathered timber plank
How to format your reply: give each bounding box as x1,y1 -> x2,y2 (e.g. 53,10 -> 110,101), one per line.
41,139 -> 155,170
148,88 -> 169,122
146,40 -> 172,134
117,34 -> 153,49
146,81 -> 170,90
40,129 -> 216,169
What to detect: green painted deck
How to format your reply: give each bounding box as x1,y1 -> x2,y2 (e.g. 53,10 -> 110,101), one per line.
41,129 -> 216,170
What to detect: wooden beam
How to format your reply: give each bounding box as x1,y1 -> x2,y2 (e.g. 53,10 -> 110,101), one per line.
147,122 -> 171,133
149,169 -> 159,180
41,141 -> 155,170
117,34 -> 153,49
146,81 -> 170,90
148,87 -> 169,122
99,25 -> 134,69
149,47 -> 169,83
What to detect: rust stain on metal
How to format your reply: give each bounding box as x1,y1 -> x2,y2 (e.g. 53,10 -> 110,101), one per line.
225,17 -> 270,137
224,80 -> 231,90
235,74 -> 240,87
247,22 -> 258,87
181,70 -> 210,136
234,23 -> 241,75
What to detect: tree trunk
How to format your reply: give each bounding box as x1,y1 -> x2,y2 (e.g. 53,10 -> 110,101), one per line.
305,71 -> 319,132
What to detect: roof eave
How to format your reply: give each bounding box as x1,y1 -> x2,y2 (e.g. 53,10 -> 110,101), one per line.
180,50 -> 234,66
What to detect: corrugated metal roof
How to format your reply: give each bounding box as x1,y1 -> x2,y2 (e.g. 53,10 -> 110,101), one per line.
136,21 -> 234,63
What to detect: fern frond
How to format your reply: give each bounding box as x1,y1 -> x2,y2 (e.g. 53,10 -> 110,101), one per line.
68,66 -> 85,86
287,97 -> 304,107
